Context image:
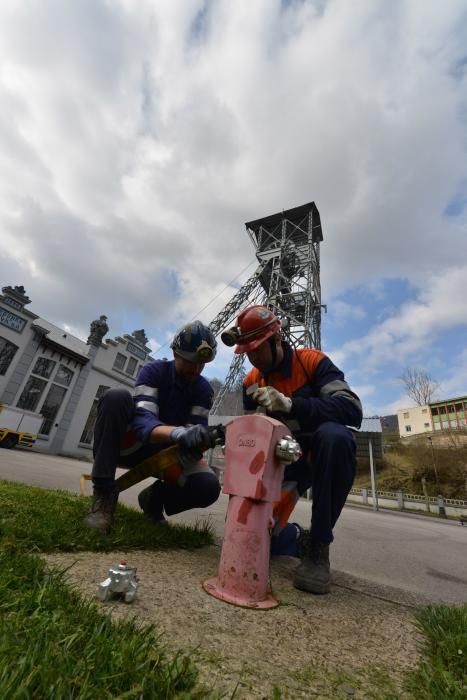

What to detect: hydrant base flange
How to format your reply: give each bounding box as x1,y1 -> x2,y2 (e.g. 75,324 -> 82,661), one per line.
202,577 -> 279,609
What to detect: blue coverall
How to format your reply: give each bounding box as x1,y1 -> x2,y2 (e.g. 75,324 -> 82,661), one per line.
243,343 -> 362,554
91,359 -> 221,516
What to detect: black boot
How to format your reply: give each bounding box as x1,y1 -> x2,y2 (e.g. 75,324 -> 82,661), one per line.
293,542 -> 331,594
138,481 -> 166,524
84,487 -> 118,533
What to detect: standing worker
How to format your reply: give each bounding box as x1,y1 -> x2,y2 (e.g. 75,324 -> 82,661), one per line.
84,321 -> 221,532
221,305 -> 362,594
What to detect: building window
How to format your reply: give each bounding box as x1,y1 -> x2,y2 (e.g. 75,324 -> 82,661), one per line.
113,353 -> 127,371
403,412 -> 409,419
0,337 -> 19,375
39,384 -> 67,436
80,385 -> 110,445
126,357 -> 138,376
54,364 -> 74,387
447,405 -> 454,413
439,406 -> 446,415
455,403 -> 463,411
32,357 -> 57,379
405,425 -> 411,432
424,423 -> 430,429
16,376 -> 47,412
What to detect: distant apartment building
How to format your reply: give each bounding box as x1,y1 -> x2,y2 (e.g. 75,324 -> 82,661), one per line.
430,396 -> 467,432
0,284 -> 151,457
397,396 -> 467,438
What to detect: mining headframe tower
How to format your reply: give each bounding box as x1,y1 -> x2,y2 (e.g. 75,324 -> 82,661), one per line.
209,201 -> 324,414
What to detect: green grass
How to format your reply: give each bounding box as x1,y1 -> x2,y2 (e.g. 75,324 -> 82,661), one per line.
405,605 -> 467,699
0,480 -> 218,698
0,480 -> 214,553
1,481 -> 466,699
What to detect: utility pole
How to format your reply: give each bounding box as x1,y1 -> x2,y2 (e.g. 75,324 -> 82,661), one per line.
427,436 -> 439,487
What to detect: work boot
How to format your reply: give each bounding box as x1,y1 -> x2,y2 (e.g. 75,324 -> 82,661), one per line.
84,487 -> 118,533
293,542 -> 331,594
296,526 -> 311,560
138,481 -> 166,524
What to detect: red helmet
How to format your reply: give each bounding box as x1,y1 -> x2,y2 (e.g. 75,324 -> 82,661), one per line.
233,305 -> 281,354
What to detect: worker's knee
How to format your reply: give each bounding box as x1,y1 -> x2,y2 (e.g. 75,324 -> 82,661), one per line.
314,422 -> 355,454
189,472 -> 221,508
99,387 -> 134,416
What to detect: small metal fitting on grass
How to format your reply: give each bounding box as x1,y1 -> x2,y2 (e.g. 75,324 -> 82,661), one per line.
97,560 -> 138,603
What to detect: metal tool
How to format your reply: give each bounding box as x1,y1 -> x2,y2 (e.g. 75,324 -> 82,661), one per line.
97,560 -> 138,603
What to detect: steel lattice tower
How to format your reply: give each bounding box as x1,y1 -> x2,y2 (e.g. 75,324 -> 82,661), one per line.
209,201 -> 324,414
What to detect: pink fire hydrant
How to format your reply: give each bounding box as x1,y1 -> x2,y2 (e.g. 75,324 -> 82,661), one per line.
203,414 -> 301,609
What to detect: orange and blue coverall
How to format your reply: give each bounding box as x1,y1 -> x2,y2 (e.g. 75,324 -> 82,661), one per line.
243,342 -> 362,551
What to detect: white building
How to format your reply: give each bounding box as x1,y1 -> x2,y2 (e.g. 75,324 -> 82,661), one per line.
0,284 -> 151,458
397,404 -> 433,438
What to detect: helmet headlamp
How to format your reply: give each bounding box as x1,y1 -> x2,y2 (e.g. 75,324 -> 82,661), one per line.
220,327 -> 240,347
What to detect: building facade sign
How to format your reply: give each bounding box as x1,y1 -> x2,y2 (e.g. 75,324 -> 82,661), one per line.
127,342 -> 146,360
0,307 -> 26,333
2,296 -> 23,311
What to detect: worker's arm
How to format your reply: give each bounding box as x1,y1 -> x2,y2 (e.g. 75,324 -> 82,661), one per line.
289,355 -> 362,430
132,362 -> 211,449
244,354 -> 362,430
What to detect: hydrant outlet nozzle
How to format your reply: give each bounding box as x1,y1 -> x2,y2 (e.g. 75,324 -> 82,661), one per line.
275,435 -> 302,464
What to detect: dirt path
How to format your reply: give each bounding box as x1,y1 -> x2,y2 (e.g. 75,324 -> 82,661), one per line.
45,546 -> 421,699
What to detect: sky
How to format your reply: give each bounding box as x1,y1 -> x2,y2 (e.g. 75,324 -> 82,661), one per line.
0,0 -> 466,417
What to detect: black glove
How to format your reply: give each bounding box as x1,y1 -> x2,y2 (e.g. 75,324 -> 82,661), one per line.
170,424 -> 210,451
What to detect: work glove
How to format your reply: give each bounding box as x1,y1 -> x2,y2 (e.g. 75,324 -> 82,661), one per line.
170,424 -> 210,451
252,386 -> 292,413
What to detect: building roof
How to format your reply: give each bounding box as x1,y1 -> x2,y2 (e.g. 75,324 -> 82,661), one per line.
33,318 -> 89,361
358,418 -> 382,433
430,395 -> 467,406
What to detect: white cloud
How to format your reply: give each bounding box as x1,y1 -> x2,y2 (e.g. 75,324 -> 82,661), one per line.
331,265 -> 467,370
0,0 -> 465,397
330,300 -> 367,325
438,348 -> 467,400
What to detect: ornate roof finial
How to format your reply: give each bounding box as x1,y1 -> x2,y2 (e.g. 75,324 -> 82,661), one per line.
132,329 -> 149,346
87,315 -> 109,346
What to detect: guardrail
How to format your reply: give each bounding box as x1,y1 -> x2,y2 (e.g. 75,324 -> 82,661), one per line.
208,452 -> 467,520
347,487 -> 467,518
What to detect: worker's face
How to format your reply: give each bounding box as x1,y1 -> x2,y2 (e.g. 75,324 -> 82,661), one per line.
247,334 -> 281,374
174,354 -> 205,382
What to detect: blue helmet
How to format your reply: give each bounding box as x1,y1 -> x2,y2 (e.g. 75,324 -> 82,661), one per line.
171,320 -> 217,363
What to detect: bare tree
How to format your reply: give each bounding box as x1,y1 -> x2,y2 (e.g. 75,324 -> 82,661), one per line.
399,367 -> 440,406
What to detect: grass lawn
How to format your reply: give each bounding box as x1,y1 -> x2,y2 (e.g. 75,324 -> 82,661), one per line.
0,479 -> 465,699
0,479 -> 217,699
406,605 -> 467,700
0,480 -> 213,553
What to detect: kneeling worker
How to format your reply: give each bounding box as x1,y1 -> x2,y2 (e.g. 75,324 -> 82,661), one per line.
222,305 -> 362,594
84,321 -> 221,532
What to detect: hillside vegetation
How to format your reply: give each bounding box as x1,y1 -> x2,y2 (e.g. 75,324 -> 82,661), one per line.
355,435 -> 467,500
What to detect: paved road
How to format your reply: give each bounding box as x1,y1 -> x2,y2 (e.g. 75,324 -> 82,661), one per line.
1,448 -> 466,604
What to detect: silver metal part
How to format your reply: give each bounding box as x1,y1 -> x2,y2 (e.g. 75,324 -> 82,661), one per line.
275,435 -> 302,464
97,560 -> 138,603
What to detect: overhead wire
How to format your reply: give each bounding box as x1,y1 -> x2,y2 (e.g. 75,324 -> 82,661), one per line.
150,257 -> 257,358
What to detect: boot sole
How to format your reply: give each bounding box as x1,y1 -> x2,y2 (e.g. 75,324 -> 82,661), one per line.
83,515 -> 112,533
293,576 -> 330,595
